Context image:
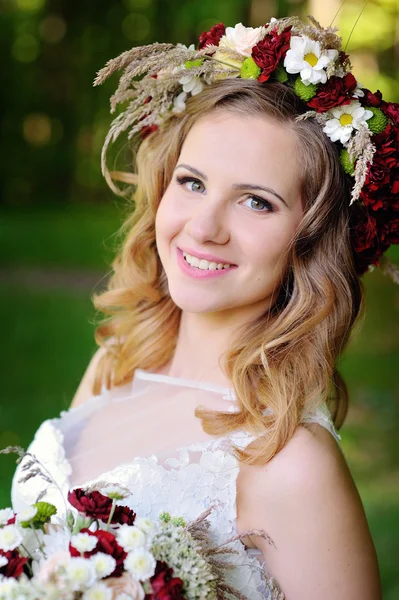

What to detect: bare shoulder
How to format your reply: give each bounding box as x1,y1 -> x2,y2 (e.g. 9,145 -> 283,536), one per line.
236,424 -> 382,599
70,346 -> 108,409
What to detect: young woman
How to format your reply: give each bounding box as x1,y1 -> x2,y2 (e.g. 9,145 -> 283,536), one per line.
13,17 -> 397,599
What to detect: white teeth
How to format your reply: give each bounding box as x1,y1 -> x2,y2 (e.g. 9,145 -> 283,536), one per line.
183,252 -> 232,271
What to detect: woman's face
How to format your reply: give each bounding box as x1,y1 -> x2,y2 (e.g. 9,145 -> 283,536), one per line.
155,110 -> 304,320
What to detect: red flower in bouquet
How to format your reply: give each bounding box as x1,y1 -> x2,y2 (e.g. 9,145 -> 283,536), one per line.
68,489 -> 113,521
308,73 -> 357,112
251,26 -> 291,82
112,504 -> 136,526
198,23 -> 225,50
0,549 -> 28,578
70,528 -> 127,577
147,560 -> 185,600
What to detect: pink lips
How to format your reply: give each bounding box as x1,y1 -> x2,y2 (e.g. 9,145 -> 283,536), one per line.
176,248 -> 237,279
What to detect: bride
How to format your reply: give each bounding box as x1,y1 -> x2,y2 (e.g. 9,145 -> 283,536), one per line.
11,17 -> 393,599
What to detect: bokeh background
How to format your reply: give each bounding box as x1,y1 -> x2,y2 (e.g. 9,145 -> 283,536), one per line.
1,0 -> 398,596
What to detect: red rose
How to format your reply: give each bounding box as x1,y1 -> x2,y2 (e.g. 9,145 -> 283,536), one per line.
69,529 -> 127,577
198,23 -> 225,50
308,73 -> 357,112
251,27 -> 291,83
147,560 -> 185,600
68,489 -> 113,521
0,549 -> 29,579
352,212 -> 378,254
112,505 -> 136,526
379,213 -> 399,245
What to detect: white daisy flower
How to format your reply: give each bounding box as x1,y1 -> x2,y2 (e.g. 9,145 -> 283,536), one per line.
172,91 -> 188,114
117,525 -> 147,552
0,577 -> 19,596
101,486 -> 130,501
284,35 -> 338,85
134,517 -> 156,536
82,582 -> 113,600
16,506 -> 38,524
352,81 -> 365,98
124,548 -> 156,581
0,509 -> 14,527
91,552 -> 116,579
0,557 -> 8,568
71,532 -> 98,553
65,557 -> 96,591
323,100 -> 373,144
219,23 -> 263,56
0,525 -> 23,552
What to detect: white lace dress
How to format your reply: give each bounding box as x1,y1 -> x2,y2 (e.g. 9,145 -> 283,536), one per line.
11,368 -> 342,599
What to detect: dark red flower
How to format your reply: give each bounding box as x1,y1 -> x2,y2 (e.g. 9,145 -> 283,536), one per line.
198,23 -> 225,50
146,560 -> 185,600
308,73 -> 358,112
383,102 -> 399,127
68,489 -> 113,521
360,123 -> 399,212
361,88 -> 383,108
69,528 -> 127,577
0,549 -> 29,579
112,505 -> 136,526
251,26 -> 291,83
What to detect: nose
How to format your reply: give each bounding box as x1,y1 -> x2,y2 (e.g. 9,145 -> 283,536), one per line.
184,196 -> 230,245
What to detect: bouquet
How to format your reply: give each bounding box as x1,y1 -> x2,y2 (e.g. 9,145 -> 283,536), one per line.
0,447 -> 279,600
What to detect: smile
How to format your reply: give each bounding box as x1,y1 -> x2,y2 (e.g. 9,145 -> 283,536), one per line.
176,249 -> 237,279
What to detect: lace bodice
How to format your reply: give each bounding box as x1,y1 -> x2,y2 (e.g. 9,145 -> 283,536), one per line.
11,368 -> 342,599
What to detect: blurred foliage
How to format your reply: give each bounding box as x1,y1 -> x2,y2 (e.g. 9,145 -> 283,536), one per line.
0,0 -> 398,598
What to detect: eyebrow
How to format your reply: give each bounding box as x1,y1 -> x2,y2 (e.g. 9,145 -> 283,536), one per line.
174,163 -> 290,209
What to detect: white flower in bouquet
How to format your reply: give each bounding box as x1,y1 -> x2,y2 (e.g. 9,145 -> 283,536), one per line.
284,35 -> 338,85
117,525 -> 147,552
71,532 -> 98,553
82,582 -> 113,600
323,101 -> 373,144
16,506 -> 38,525
65,557 -> 97,591
134,517 -> 156,536
219,22 -> 263,56
0,558 -> 8,569
90,552 -> 116,579
0,525 -> 23,552
124,548 -> 156,581
0,509 -> 14,526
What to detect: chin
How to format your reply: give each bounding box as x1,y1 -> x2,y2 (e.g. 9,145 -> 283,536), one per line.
168,287 -> 231,314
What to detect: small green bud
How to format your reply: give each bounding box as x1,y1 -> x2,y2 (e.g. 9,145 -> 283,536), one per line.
275,64 -> 288,83
340,148 -> 355,175
240,57 -> 261,80
159,511 -> 171,523
366,106 -> 388,134
184,59 -> 204,69
294,77 -> 317,101
171,516 -> 186,527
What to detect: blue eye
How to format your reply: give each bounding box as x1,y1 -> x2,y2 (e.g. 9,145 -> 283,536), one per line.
242,196 -> 274,213
176,176 -> 205,193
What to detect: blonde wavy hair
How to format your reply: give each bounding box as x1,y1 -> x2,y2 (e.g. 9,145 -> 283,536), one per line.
92,79 -> 364,465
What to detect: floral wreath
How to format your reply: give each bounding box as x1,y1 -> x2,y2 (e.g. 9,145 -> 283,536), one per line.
94,16 -> 399,280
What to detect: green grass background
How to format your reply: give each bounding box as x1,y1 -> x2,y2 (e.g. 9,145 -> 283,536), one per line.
1,205 -> 398,598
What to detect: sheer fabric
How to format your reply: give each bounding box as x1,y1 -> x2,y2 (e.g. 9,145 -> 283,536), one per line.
11,368 -> 342,599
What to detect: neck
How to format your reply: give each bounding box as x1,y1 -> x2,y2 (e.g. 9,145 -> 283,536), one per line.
161,303 -> 267,387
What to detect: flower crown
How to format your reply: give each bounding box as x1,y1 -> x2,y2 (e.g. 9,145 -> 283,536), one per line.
94,15 -> 399,280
